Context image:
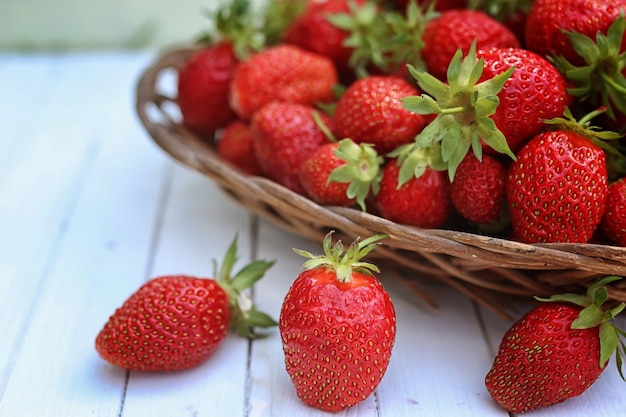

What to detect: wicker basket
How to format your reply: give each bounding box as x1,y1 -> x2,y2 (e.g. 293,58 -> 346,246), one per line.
135,47 -> 626,318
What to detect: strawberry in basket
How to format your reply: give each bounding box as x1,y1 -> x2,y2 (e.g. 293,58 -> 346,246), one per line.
485,276 -> 626,413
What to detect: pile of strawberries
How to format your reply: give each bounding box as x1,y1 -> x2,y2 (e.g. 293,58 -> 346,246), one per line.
94,1 -> 626,416
177,0 -> 626,248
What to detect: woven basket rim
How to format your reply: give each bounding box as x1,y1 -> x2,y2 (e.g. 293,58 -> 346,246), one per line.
135,46 -> 626,317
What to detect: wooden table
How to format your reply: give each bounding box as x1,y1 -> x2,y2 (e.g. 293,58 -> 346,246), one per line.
1,52 -> 624,417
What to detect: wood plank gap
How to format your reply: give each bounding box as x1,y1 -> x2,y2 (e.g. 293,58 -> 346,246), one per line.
0,138 -> 99,401
116,371 -> 130,417
244,214 -> 260,417
472,300 -> 499,359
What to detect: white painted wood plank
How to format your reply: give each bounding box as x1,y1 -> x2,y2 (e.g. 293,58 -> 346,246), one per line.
480,303 -> 626,417
121,165 -> 256,417
377,279 -> 509,417
0,53 -> 168,417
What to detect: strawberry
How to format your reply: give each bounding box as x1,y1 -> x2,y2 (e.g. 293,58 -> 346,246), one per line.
449,153 -> 508,226
421,9 -> 520,81
95,236 -> 276,371
279,232 -> 396,412
217,120 -> 261,176
177,42 -> 240,139
229,44 -> 338,120
251,102 -> 332,194
600,177 -> 626,246
506,108 -> 615,244
550,14 -> 626,128
333,75 -> 428,155
298,138 -> 383,209
375,156 -> 451,228
485,276 -> 626,413
524,0 -> 626,66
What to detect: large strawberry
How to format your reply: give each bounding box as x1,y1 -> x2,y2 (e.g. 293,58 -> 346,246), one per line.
95,236 -> 276,371
421,9 -> 520,81
524,0 -> 626,65
279,232 -> 396,412
485,276 -> 626,413
506,108 -> 617,244
229,44 -> 338,120
251,102 -> 332,194
333,75 -> 427,155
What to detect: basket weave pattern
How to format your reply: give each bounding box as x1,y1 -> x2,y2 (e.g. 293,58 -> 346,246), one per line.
136,47 -> 626,318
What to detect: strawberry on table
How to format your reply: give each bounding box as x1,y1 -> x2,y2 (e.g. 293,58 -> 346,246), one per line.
229,44 -> 339,120
95,236 -> 276,372
506,108 -> 618,244
217,120 -> 261,176
251,102 -> 332,194
279,232 -> 396,412
485,276 -> 626,413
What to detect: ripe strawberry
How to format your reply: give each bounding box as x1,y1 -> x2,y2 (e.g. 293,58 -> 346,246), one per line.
421,9 -> 520,81
177,42 -> 240,139
376,156 -> 451,228
251,102 -> 332,194
449,153 -> 507,226
600,177 -> 626,246
229,44 -> 338,120
298,138 -> 383,209
333,75 -> 427,155
506,108 -> 614,244
485,276 -> 626,413
217,120 -> 261,176
279,232 -> 396,412
524,0 -> 626,66
282,0 -> 367,78
95,237 -> 276,371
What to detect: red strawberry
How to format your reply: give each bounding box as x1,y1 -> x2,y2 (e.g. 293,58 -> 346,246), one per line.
251,102 -> 332,194
217,120 -> 261,176
279,232 -> 396,412
333,75 -> 427,155
283,0 -> 367,78
485,276 -> 626,413
421,9 -> 520,81
298,139 -> 383,209
449,153 -> 507,226
95,237 -> 276,371
600,177 -> 626,246
506,109 -> 612,244
376,157 -> 451,228
524,0 -> 626,66
229,44 -> 338,120
177,42 -> 240,138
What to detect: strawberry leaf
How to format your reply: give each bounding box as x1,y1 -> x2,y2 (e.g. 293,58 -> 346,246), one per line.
599,321 -> 620,368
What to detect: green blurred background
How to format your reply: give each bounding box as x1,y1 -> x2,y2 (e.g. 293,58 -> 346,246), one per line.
0,0 -> 231,51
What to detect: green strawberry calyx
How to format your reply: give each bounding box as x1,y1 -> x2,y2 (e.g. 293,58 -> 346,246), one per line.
294,231 -> 387,283
329,138 -> 384,211
400,41 -> 516,183
549,13 -> 626,121
214,235 -> 278,338
468,0 -> 533,23
535,275 -> 626,379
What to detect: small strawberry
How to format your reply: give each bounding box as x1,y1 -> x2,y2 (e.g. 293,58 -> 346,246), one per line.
506,108 -> 617,244
333,75 -> 428,155
251,102 -> 332,194
449,153 -> 508,226
421,9 -> 520,81
95,236 -> 276,371
229,44 -> 339,120
600,177 -> 626,246
375,153 -> 451,229
280,232 -> 396,412
299,138 -> 383,209
217,120 -> 261,176
485,276 -> 626,413
524,0 -> 626,66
